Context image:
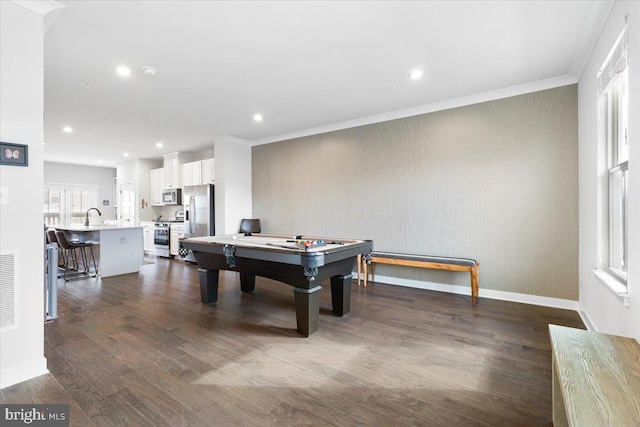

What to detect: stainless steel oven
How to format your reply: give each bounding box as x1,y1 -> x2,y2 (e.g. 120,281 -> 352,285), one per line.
154,222 -> 170,257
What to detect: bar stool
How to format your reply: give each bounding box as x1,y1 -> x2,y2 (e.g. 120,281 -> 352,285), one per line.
46,228 -> 66,269
64,231 -> 99,277
55,230 -> 98,280
82,239 -> 99,276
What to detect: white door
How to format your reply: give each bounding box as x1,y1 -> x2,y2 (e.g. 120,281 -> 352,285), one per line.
119,183 -> 136,227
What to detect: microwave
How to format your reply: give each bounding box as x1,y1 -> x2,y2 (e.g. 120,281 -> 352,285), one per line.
162,188 -> 182,205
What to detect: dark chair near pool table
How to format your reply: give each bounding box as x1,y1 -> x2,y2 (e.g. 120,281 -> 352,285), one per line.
239,218 -> 261,236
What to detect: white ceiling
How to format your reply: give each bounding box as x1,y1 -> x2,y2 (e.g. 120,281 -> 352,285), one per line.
42,0 -> 612,168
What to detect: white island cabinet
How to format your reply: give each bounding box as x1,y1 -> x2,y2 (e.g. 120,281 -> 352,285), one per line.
56,225 -> 144,277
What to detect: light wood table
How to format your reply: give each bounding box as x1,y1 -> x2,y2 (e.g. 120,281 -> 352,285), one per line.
549,324 -> 640,426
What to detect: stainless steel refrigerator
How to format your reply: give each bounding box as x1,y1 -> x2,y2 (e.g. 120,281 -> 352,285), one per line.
183,184 -> 215,262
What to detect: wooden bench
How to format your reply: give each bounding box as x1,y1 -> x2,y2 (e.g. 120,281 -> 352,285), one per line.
356,251 -> 479,302
549,324 -> 640,426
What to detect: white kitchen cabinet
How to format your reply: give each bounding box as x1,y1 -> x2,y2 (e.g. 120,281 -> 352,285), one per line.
182,161 -> 202,187
163,152 -> 192,189
141,221 -> 156,253
170,223 -> 184,257
149,168 -> 164,206
182,158 -> 214,187
202,158 -> 215,183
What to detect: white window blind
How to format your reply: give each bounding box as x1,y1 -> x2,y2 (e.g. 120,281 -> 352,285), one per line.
598,27 -> 628,95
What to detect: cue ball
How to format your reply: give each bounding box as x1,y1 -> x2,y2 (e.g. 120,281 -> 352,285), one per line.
232,235 -> 237,240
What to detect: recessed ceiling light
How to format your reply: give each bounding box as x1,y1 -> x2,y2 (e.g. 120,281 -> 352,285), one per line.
156,142 -> 163,148
63,126 -> 73,133
123,152 -> 129,157
116,66 -> 131,77
143,66 -> 157,76
98,160 -> 103,164
81,83 -> 91,88
410,69 -> 424,80
253,114 -> 263,122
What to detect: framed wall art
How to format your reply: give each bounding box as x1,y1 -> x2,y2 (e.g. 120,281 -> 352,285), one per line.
0,142 -> 28,167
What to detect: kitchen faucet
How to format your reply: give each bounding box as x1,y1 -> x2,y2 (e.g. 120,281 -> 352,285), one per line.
85,207 -> 102,226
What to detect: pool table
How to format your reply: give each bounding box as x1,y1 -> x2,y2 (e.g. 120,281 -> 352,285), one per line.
180,234 -> 373,336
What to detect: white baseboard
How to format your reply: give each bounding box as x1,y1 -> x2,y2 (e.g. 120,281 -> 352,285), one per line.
577,307 -> 597,331
358,273 -> 580,311
0,357 -> 48,389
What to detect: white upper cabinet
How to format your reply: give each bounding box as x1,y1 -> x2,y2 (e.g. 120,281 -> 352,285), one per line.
163,152 -> 192,188
163,153 -> 179,188
182,161 -> 202,187
202,158 -> 215,183
159,153 -> 213,190
182,158 -> 215,187
149,168 -> 164,206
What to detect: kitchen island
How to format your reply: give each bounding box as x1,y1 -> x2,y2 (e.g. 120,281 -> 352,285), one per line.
56,225 -> 144,277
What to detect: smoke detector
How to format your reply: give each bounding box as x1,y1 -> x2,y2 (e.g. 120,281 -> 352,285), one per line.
142,66 -> 157,76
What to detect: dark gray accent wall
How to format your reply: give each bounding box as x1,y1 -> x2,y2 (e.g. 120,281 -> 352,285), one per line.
253,85 -> 578,299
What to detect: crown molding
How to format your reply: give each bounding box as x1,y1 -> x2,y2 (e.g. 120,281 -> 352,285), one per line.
249,74 -> 577,146
568,0 -> 616,80
11,1 -> 64,33
214,135 -> 253,146
11,0 -> 63,16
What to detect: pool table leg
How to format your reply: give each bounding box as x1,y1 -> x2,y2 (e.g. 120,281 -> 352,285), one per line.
198,268 -> 219,305
293,285 -> 322,336
330,274 -> 352,316
240,273 -> 256,292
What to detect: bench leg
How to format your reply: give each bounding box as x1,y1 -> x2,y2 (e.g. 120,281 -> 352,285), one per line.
370,261 -> 375,285
363,260 -> 368,287
470,263 -> 479,303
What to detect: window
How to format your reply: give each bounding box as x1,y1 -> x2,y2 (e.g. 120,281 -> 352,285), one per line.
43,185 -> 62,226
70,187 -> 97,224
597,27 -> 629,284
44,183 -> 98,226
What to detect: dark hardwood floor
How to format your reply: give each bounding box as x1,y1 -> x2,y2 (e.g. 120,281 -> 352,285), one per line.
1,256 -> 584,426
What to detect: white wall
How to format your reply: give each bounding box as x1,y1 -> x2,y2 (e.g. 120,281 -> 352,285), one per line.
44,161 -> 117,220
214,136 -> 252,234
0,1 -> 50,388
579,1 -> 640,340
137,159 -> 159,222
192,148 -> 214,162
